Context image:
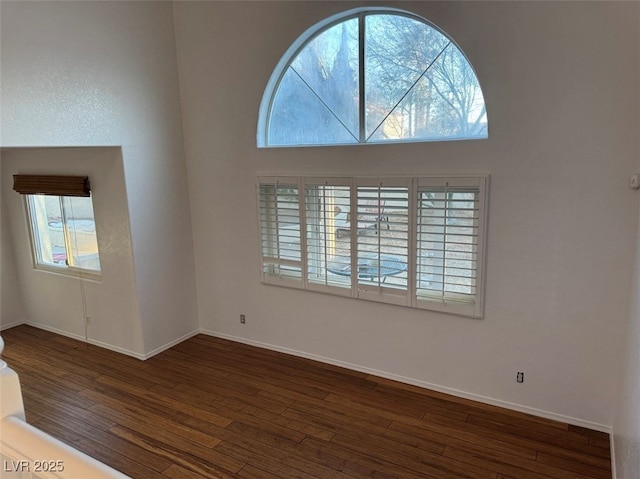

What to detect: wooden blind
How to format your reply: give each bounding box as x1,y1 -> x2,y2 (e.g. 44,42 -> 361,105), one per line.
13,175 -> 91,197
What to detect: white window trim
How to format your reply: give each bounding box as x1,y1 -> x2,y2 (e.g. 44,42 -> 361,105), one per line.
257,175 -> 489,318
24,195 -> 102,281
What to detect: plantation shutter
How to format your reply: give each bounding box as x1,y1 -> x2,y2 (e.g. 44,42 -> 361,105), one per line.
304,179 -> 352,296
415,177 -> 487,317
13,175 -> 91,197
258,179 -> 303,287
355,178 -> 410,306
256,175 -> 488,318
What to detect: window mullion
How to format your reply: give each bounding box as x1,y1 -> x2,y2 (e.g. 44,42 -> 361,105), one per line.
60,196 -> 73,268
358,13 -> 366,144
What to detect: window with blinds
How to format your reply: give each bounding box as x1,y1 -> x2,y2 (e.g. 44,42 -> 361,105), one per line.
257,175 -> 488,318
416,177 -> 487,317
305,180 -> 352,294
258,182 -> 302,285
355,181 -> 410,306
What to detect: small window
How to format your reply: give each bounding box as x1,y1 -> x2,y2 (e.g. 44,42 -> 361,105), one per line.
26,194 -> 101,276
257,176 -> 488,318
258,8 -> 488,147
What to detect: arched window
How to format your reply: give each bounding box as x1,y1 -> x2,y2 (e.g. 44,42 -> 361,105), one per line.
258,8 -> 488,147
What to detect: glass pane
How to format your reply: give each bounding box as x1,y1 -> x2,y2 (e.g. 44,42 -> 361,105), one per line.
28,195 -> 66,267
365,14 -> 450,139
268,67 -> 358,146
369,43 -> 487,142
306,185 -> 351,288
292,19 -> 359,140
62,196 -> 101,272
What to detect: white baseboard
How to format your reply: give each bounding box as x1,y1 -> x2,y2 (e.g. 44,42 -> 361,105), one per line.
87,336 -> 147,360
16,321 -> 87,343
7,321 -> 200,361
139,329 -> 200,360
200,328 -> 613,434
1,320 -> 27,331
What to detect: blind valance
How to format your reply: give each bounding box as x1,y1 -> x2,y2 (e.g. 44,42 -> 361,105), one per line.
13,175 -> 91,197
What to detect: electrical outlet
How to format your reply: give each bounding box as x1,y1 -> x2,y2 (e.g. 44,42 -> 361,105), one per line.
86,315 -> 92,324
516,371 -> 524,383
240,314 -> 246,324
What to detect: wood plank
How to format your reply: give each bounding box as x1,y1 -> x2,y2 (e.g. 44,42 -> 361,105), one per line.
32,418 -> 161,479
162,464 -> 227,479
299,436 -> 423,479
330,433 -> 495,479
536,452 -> 612,479
110,425 -> 240,479
388,419 -> 538,461
27,400 -> 171,472
2,325 -> 611,479
443,446 -> 600,479
214,440 -> 353,479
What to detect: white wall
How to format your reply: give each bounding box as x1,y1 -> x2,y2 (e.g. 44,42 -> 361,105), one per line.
613,5 -> 640,478
615,224 -> 640,477
1,147 -> 144,355
174,0 -> 640,429
1,164 -> 27,330
0,1 -> 199,355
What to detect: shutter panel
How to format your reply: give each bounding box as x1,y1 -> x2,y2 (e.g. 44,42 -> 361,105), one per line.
258,180 -> 303,286
415,177 -> 487,317
304,180 -> 352,295
355,179 -> 410,306
13,175 -> 91,197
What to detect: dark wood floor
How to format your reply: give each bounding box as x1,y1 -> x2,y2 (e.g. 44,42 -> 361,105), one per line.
2,325 -> 611,479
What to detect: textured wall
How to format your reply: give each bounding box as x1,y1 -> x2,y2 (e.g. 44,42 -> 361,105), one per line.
174,0 -> 640,428
1,148 -> 144,355
0,1 -> 199,355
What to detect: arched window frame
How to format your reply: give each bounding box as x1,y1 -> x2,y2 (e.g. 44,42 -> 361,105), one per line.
257,7 -> 488,148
